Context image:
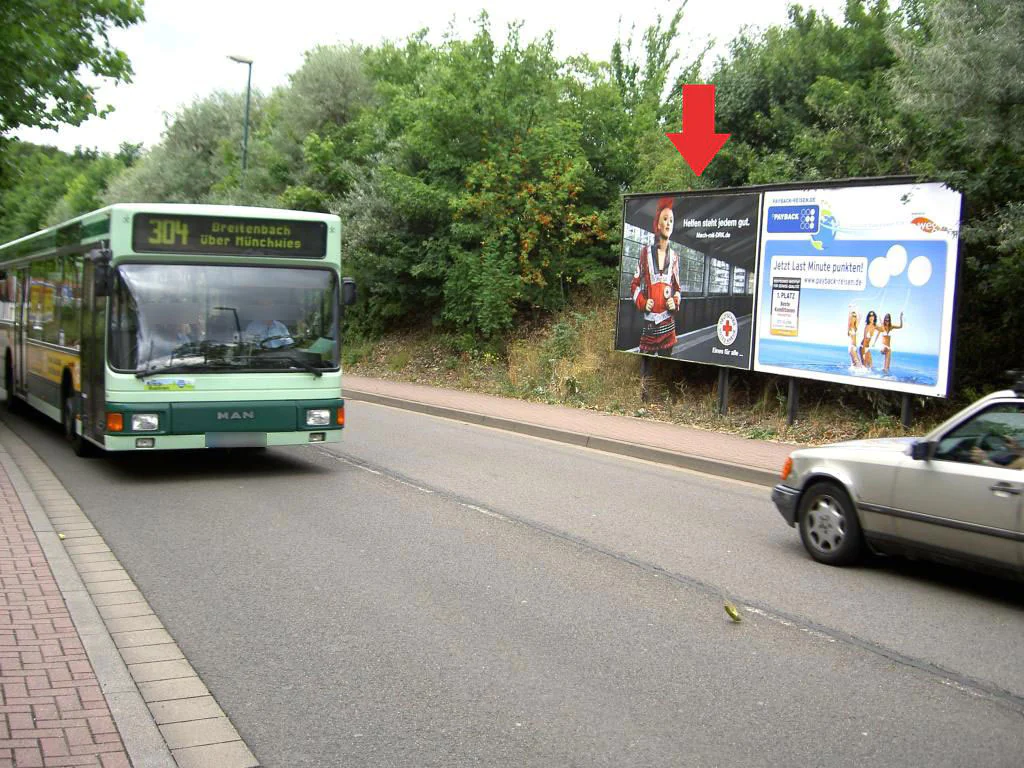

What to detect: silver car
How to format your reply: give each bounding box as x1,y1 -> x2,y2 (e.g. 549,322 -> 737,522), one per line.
772,383 -> 1024,578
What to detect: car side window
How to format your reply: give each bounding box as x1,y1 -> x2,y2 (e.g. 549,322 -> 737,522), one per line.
934,403 -> 1024,469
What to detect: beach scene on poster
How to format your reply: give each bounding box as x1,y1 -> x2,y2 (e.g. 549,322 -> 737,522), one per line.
753,182 -> 962,397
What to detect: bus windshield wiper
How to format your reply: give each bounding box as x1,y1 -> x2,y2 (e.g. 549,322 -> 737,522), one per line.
278,353 -> 323,378
249,346 -> 324,378
135,361 -> 234,379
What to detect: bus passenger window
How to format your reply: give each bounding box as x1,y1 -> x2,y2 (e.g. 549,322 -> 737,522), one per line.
108,274 -> 139,370
29,258 -> 62,343
61,255 -> 84,348
0,272 -> 13,323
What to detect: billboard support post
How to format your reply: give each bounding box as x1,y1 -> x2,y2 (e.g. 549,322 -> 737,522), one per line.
717,368 -> 730,415
786,378 -> 799,426
640,356 -> 652,403
901,394 -> 913,429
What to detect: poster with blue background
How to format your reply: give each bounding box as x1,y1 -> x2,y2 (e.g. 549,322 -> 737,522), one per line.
753,182 -> 962,397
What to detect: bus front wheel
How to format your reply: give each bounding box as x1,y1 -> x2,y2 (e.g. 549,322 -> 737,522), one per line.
63,395 -> 95,458
4,361 -> 18,413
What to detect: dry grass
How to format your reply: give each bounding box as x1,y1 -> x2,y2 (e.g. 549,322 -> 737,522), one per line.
346,296 -> 965,446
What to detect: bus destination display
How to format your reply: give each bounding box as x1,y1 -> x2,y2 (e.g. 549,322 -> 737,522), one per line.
132,214 -> 327,258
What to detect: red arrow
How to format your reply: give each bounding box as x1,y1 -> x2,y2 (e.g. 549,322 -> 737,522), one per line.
665,84 -> 730,177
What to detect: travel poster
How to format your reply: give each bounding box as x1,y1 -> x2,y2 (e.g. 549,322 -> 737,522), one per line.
753,182 -> 963,397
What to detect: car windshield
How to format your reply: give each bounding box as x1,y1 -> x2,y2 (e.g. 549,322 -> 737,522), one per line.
109,264 -> 338,374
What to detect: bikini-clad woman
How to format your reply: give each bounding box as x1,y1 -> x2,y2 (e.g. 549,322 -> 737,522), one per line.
858,310 -> 878,368
877,312 -> 904,374
847,310 -> 859,367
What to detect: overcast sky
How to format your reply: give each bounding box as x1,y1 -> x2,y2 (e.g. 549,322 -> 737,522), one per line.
14,0 -> 848,154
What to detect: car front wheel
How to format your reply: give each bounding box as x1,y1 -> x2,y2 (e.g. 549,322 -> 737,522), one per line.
798,480 -> 863,566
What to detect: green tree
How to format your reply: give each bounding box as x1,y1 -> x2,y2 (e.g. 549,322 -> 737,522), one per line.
102,91 -> 273,206
341,18 -> 623,339
264,44 -> 375,209
0,143 -> 98,241
891,0 -> 1024,386
0,0 -> 144,134
707,0 -> 913,186
46,154 -> 127,224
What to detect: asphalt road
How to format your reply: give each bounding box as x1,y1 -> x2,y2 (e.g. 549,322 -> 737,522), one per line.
5,402 -> 1024,767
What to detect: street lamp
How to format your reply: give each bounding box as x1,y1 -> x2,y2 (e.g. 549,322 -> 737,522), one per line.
228,54 -> 253,179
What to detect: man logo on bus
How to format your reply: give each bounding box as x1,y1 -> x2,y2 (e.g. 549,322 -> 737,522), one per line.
217,411 -> 255,420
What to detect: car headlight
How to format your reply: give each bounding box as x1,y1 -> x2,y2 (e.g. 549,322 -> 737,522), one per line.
305,409 -> 331,426
131,413 -> 160,432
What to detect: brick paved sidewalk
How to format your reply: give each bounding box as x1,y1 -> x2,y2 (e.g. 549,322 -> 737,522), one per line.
0,467 -> 129,768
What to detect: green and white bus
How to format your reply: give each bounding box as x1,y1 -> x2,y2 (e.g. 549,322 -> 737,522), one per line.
0,204 -> 356,455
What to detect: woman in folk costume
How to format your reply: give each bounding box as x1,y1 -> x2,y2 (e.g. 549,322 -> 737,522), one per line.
631,197 -> 682,355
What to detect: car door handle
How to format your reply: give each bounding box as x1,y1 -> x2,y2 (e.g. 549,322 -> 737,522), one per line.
989,482 -> 1021,496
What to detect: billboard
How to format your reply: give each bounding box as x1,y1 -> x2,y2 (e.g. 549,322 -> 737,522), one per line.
615,191 -> 761,370
752,181 -> 962,397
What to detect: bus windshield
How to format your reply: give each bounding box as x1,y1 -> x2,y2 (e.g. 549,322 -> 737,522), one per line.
109,264 -> 339,375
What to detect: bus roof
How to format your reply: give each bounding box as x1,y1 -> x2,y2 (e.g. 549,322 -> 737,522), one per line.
0,204 -> 340,264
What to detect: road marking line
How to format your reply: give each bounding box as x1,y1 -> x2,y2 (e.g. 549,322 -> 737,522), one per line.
395,478 -> 434,493
463,504 -> 506,521
324,451 -> 382,475
743,606 -> 836,642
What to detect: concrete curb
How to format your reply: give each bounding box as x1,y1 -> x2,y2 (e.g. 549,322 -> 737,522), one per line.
0,423 -> 260,768
344,388 -> 780,487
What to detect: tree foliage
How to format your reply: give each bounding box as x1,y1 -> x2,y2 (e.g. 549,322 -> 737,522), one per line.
890,0 -> 1024,386
103,91 -> 274,206
0,0 -> 144,135
4,0 -> 1023,389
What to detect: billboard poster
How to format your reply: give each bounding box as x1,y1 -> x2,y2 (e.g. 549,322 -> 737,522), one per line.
615,191 -> 761,370
753,182 -> 962,397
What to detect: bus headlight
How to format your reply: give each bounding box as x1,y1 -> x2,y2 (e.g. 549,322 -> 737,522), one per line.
131,413 -> 160,431
305,409 -> 331,426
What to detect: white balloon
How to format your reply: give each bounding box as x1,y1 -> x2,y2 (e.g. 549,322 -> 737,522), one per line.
907,255 -> 933,287
886,244 -> 907,276
868,256 -> 890,288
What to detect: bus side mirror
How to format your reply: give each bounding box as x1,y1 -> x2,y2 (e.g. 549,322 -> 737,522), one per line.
91,249 -> 113,297
341,277 -> 357,307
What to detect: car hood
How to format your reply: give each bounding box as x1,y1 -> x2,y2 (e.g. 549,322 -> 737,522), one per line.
818,437 -> 917,453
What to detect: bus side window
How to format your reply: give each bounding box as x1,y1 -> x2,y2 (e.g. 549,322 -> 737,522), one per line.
0,271 -> 10,322
29,257 -> 62,343
61,254 -> 83,349
109,273 -> 139,370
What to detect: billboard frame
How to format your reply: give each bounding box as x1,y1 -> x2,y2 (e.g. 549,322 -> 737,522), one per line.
752,177 -> 962,398
615,175 -> 964,401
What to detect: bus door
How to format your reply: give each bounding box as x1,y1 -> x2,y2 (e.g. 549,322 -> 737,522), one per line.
80,256 -> 107,442
14,268 -> 29,397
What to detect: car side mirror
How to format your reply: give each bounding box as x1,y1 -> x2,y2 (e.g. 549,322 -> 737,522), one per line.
910,441 -> 932,461
341,277 -> 357,308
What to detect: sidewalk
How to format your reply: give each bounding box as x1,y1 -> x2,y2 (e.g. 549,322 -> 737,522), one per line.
0,426 -> 257,768
343,375 -> 799,487
0,464 -> 130,768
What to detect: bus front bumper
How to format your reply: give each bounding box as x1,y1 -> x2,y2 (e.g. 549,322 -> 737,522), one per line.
102,430 -> 342,451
